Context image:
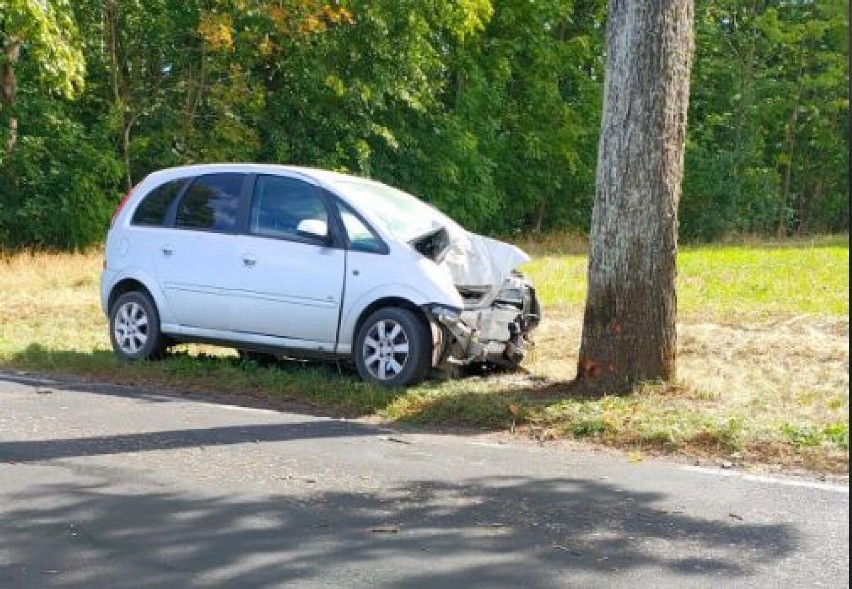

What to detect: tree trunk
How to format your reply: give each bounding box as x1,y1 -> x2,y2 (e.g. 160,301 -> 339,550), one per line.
1,39 -> 21,153
104,0 -> 134,190
576,1 -> 694,393
777,53 -> 804,237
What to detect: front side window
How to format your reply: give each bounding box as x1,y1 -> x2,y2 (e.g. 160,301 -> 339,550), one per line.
131,179 -> 184,226
176,173 -> 244,232
337,201 -> 386,253
250,175 -> 328,242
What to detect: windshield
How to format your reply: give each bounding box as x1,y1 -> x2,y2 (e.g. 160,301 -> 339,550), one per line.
327,177 -> 454,241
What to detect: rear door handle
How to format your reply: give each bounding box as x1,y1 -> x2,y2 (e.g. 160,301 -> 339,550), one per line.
161,246 -> 173,257
242,255 -> 257,268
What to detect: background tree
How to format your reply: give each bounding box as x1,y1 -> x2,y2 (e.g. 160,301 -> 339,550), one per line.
0,0 -> 846,250
576,0 -> 694,392
0,0 -> 84,152
683,0 -> 848,238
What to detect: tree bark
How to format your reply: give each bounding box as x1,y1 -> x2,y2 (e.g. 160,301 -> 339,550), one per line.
1,39 -> 21,152
777,52 -> 805,237
104,0 -> 135,190
576,0 -> 694,393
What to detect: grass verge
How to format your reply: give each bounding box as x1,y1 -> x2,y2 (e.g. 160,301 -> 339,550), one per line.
1,235 -> 848,475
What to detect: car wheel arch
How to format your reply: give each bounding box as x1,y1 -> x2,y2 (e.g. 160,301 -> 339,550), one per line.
352,297 -> 431,350
108,278 -> 157,314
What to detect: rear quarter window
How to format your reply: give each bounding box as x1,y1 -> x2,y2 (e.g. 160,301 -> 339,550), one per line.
131,179 -> 185,226
176,173 -> 245,232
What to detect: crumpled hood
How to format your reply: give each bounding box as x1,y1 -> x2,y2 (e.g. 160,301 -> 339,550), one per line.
439,227 -> 530,290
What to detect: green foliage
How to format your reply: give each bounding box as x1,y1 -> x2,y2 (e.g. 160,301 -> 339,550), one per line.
684,0 -> 849,239
0,0 -> 85,97
0,0 -> 847,249
781,422 -> 848,450
823,423 -> 849,450
0,116 -> 122,249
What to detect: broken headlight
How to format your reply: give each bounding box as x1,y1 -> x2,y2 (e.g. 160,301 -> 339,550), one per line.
427,303 -> 462,319
494,274 -> 528,306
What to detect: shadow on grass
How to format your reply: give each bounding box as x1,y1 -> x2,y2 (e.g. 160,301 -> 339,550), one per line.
3,343 -> 406,418
3,343 -> 623,439
0,475 -> 800,588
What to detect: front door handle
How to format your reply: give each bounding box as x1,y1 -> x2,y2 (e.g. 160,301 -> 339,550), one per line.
242,255 -> 257,268
161,246 -> 174,257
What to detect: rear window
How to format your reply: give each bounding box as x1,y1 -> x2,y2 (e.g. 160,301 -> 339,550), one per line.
176,173 -> 244,232
131,179 -> 184,226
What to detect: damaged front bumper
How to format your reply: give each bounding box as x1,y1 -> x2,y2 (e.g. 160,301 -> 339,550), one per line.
425,274 -> 541,368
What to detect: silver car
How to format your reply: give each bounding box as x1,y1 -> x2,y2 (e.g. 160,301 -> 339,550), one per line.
101,164 -> 540,387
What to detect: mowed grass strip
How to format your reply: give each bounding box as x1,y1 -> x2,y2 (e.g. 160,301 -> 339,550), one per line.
521,234 -> 849,317
0,235 -> 848,474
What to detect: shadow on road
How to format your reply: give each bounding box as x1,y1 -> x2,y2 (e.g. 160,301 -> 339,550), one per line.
0,420 -> 379,464
0,375 -> 809,586
0,367 -> 374,417
0,475 -> 796,588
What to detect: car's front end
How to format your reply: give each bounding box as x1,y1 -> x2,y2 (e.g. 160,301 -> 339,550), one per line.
415,229 -> 540,370
317,171 -> 541,372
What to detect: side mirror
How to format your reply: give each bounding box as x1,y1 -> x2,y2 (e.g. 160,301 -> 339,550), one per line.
296,219 -> 329,241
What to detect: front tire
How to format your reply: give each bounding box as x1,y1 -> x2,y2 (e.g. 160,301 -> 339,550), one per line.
109,291 -> 167,361
354,307 -> 431,388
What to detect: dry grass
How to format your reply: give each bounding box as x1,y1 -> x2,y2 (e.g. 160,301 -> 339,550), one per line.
514,309 -> 848,473
678,317 -> 848,419
526,309 -> 849,410
0,250 -> 105,354
0,238 -> 848,475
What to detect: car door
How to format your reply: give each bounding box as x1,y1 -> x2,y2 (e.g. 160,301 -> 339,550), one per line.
153,172 -> 246,331
230,174 -> 345,346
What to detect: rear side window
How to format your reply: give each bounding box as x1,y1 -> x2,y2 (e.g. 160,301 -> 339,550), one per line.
131,179 -> 184,226
249,175 -> 328,242
176,173 -> 244,232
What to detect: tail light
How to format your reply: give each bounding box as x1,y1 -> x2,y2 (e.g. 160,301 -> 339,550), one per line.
110,188 -> 134,228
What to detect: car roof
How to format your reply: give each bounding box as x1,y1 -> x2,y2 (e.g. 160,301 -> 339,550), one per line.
129,164 -> 405,241
142,163 -> 365,189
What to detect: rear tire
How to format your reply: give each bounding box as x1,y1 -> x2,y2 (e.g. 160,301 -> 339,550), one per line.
109,291 -> 168,361
354,307 -> 431,388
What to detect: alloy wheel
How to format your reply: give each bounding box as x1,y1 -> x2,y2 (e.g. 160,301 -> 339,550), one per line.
113,301 -> 149,355
361,319 -> 410,381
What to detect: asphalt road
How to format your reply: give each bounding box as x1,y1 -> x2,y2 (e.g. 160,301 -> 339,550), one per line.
0,373 -> 848,588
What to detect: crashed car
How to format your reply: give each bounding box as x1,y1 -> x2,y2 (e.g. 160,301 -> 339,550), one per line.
101,164 -> 540,387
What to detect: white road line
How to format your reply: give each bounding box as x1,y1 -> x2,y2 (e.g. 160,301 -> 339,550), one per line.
202,403 -> 282,416
681,465 -> 849,493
